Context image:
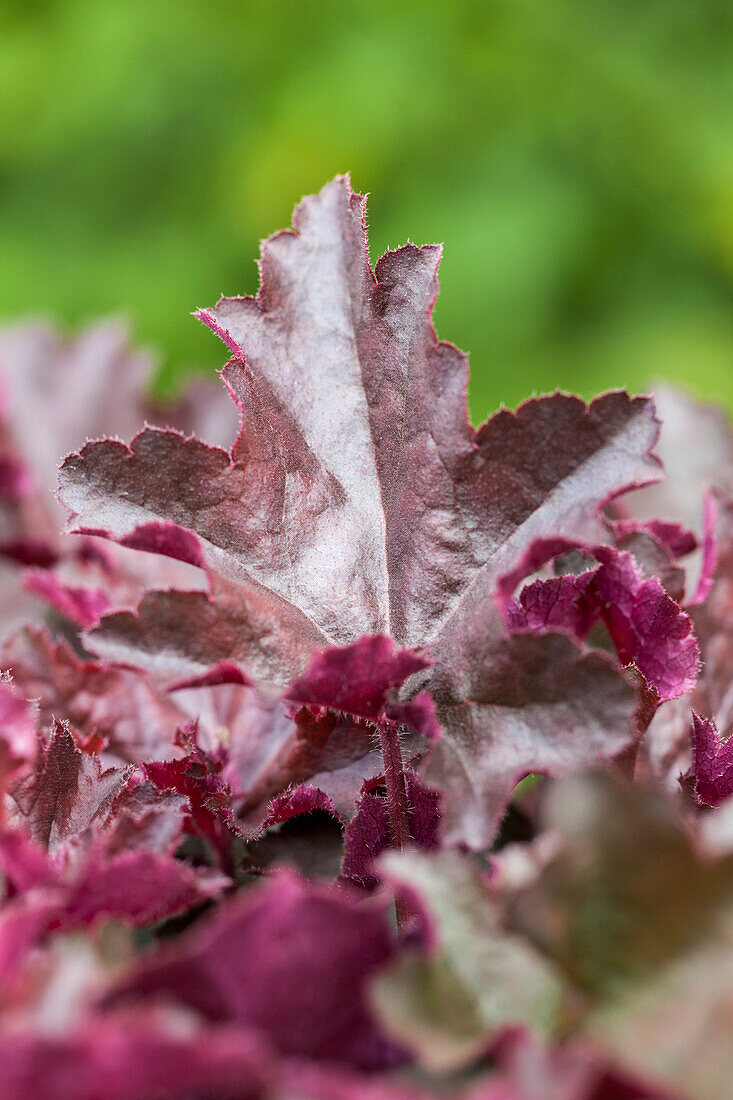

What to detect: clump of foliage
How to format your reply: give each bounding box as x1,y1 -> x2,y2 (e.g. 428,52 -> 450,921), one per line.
0,178 -> 731,1099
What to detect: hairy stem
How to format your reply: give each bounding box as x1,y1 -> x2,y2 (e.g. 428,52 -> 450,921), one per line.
377,715 -> 411,930
378,716 -> 411,848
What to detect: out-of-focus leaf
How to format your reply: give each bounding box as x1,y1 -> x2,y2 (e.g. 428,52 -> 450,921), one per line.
371,850 -> 564,1073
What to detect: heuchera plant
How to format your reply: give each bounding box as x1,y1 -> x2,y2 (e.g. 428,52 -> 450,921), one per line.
0,177 -> 730,1099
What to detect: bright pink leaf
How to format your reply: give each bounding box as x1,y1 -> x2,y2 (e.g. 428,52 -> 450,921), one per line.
59,848 -> 227,928
23,569 -> 111,628
506,544 -> 700,703
285,634 -> 440,741
592,547 -> 699,701
683,712 -> 733,808
1,627 -> 184,763
0,676 -> 38,769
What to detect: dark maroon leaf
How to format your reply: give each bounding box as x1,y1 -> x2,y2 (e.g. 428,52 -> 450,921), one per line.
145,740 -> 242,870
6,722 -> 130,855
59,848 -> 227,928
84,585 -> 324,686
341,773 -> 441,891
0,1015 -> 267,1100
423,620 -> 635,847
108,869 -> 405,1070
261,784 -> 337,829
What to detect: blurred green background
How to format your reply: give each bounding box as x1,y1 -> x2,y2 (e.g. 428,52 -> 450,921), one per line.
2,0 -> 733,420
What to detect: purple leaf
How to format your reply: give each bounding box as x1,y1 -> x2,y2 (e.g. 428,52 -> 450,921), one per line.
506,571 -> 597,637
58,179 -> 657,847
592,547 -> 699,702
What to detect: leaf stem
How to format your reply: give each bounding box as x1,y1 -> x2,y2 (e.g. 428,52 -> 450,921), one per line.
615,681 -> 658,779
377,715 -> 411,931
377,715 -> 411,848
